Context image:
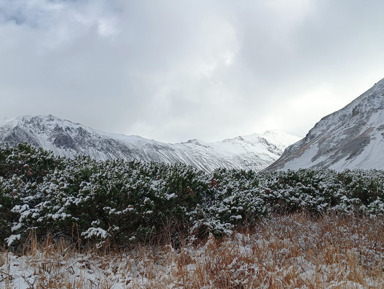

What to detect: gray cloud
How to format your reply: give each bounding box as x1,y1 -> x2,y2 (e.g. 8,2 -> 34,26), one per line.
0,0 -> 384,142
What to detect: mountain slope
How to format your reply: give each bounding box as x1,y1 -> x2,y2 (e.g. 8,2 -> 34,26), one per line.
267,78 -> 384,171
0,115 -> 299,172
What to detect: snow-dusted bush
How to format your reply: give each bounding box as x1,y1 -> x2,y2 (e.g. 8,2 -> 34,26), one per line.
1,146 -> 213,247
189,169 -> 268,237
2,144 -> 384,248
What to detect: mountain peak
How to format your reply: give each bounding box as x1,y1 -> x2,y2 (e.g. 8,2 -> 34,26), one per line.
267,78 -> 384,171
0,114 -> 299,172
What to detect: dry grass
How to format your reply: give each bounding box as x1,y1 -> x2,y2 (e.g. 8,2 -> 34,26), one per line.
2,213 -> 384,288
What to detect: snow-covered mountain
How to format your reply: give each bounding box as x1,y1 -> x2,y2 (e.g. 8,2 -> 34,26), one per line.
0,115 -> 299,172
267,78 -> 384,171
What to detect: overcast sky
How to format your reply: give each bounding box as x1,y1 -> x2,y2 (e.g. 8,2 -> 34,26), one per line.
1,0 -> 384,142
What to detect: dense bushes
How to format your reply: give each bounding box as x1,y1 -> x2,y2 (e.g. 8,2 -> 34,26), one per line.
1,144 -> 384,248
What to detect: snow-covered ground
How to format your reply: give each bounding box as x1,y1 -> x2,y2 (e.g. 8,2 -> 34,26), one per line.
2,213 -> 384,289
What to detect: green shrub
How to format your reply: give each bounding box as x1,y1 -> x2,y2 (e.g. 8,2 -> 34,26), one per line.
2,144 -> 384,248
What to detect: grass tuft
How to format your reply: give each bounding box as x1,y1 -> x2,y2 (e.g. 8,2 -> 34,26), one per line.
2,213 -> 384,288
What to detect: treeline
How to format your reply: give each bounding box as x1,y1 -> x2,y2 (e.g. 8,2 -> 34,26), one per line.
1,144 -> 384,249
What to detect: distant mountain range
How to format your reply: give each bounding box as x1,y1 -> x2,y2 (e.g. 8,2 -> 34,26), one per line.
267,78 -> 384,171
0,115 -> 300,172
4,77 -> 383,173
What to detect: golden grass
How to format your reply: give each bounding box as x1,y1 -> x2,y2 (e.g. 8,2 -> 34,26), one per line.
2,213 -> 384,288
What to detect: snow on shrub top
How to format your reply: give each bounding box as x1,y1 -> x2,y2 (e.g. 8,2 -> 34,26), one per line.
1,144 -> 384,247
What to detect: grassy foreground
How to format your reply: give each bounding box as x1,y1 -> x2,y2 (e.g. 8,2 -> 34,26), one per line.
1,213 -> 384,289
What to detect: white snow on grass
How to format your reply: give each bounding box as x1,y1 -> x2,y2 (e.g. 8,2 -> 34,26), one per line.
2,213 -> 384,289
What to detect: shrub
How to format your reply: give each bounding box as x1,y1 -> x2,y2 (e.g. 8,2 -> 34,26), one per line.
2,144 -> 384,248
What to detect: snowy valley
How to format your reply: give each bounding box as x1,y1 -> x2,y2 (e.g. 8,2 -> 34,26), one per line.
3,77 -> 384,288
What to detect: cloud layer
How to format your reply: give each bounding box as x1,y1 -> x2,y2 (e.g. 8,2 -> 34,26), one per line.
1,0 -> 384,142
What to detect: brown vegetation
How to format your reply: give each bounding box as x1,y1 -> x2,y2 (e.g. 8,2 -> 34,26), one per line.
1,213 -> 384,288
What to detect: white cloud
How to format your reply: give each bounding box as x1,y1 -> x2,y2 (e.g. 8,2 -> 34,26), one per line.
0,0 -> 384,142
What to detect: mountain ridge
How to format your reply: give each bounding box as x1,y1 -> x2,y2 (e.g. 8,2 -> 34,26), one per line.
0,115 -> 300,172
267,78 -> 384,171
